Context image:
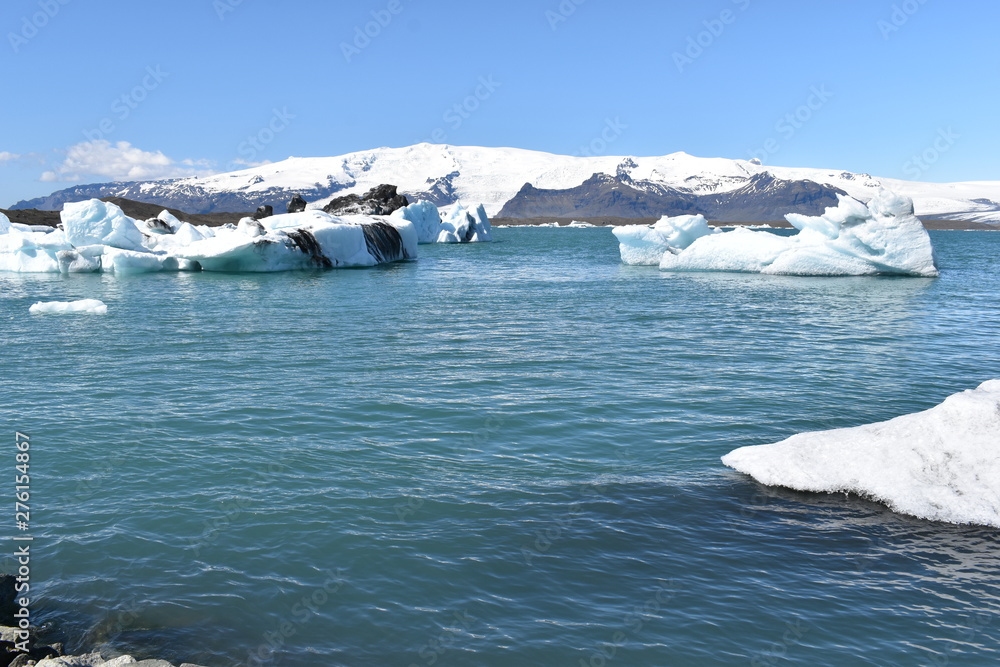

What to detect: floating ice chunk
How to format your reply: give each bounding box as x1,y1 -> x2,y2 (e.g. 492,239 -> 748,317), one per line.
173,222 -> 207,245
437,203 -> 493,243
29,299 -> 108,315
723,380 -> 1000,527
10,223 -> 57,233
393,200 -> 443,244
177,215 -> 415,272
613,226 -> 674,266
237,217 -> 266,238
157,209 -> 183,232
614,214 -> 715,266
61,200 -> 145,250
0,227 -> 69,272
620,190 -> 939,277
102,248 -> 169,274
469,204 -> 493,242
56,249 -> 102,273
0,212 -> 10,234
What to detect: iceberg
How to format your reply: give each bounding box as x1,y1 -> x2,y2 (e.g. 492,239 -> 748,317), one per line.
0,199 -> 422,275
62,199 -> 145,251
393,201 -> 493,244
29,299 -> 108,314
723,380 -> 1000,527
615,190 -> 939,277
176,211 -> 416,272
613,214 -> 715,266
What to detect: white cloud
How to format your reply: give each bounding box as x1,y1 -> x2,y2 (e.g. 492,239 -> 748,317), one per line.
41,140 -> 217,183
0,151 -> 20,162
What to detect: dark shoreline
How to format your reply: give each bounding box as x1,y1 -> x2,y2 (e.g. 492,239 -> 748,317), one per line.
492,216 -> 1000,231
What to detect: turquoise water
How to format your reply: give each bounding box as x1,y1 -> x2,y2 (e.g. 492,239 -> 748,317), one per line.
2,228 -> 999,666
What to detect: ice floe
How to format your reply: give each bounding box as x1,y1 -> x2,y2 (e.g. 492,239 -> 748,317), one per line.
615,190 -> 939,277
0,197 -> 495,275
399,202 -> 492,244
723,380 -> 1000,527
29,299 -> 108,314
613,214 -> 715,266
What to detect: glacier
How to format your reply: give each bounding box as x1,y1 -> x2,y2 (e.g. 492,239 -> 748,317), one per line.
723,380 -> 1000,528
29,299 -> 108,314
614,190 -> 939,277
0,197 -> 492,275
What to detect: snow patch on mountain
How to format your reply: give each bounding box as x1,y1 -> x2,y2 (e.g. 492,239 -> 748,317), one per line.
13,144 -> 1000,223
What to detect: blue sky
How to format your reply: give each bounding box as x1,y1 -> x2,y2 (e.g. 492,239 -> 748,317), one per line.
1,0 -> 997,207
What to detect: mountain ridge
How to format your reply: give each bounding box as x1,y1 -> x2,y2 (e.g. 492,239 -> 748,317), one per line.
12,144 -> 1000,223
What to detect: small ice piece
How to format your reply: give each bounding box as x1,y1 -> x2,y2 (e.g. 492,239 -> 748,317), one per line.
723,380 -> 1000,527
157,209 -> 183,232
29,299 -> 108,314
237,217 -> 266,238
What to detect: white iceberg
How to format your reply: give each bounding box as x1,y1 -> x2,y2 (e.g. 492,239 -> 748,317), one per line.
0,199 -> 422,274
613,214 -> 715,266
723,380 -> 1000,527
176,211 -> 416,272
438,203 -> 492,243
62,199 -> 145,251
393,201 -> 493,244
615,190 -> 939,277
29,299 -> 108,315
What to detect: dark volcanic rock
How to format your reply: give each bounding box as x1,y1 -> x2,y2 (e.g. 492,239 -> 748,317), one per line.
702,173 -> 847,221
323,185 -> 409,216
287,195 -> 307,214
254,205 -> 274,220
0,209 -> 60,228
0,576 -> 15,626
497,171 -> 849,222
498,173 -> 700,219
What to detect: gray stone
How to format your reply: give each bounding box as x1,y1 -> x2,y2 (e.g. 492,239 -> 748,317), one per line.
0,625 -> 25,642
35,653 -> 111,667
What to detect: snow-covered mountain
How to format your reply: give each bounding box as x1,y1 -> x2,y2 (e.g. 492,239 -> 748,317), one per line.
13,144 -> 1000,223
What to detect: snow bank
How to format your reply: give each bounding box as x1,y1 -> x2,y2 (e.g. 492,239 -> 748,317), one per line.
616,190 -> 938,277
0,199 -> 422,275
29,299 -> 108,315
723,380 -> 1000,527
614,214 -> 715,266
